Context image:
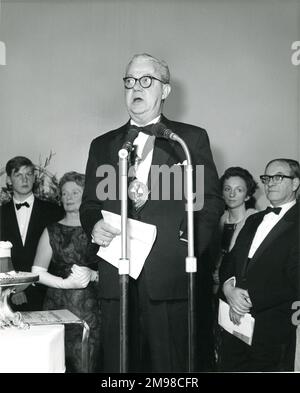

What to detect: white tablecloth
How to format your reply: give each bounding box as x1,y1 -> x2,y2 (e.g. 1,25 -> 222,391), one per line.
0,324 -> 65,373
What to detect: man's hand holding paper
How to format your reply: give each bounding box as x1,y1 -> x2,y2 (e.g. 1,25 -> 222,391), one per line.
229,307 -> 243,325
97,210 -> 157,279
92,219 -> 121,247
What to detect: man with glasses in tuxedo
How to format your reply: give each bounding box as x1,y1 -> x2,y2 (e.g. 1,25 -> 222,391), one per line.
219,158 -> 300,371
80,53 -> 223,372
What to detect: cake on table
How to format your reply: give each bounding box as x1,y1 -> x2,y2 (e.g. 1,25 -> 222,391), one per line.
0,241 -> 39,329
0,241 -> 38,285
0,243 -> 65,372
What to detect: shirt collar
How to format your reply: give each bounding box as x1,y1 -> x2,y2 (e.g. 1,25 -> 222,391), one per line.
130,115 -> 161,128
270,199 -> 296,216
130,116 -> 160,157
13,193 -> 34,206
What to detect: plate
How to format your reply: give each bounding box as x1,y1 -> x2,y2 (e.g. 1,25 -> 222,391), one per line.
0,272 -> 39,287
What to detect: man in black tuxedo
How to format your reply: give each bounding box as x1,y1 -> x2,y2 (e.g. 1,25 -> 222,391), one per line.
219,158 -> 300,371
0,156 -> 63,311
80,53 -> 223,372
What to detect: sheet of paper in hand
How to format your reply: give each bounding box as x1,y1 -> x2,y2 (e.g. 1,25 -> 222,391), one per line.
97,210 -> 157,279
218,298 -> 255,345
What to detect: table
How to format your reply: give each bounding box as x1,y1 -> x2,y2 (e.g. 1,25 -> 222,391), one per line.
0,324 -> 65,373
22,309 -> 90,372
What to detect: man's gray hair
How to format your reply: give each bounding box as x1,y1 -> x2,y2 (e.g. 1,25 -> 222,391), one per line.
126,53 -> 170,83
266,158 -> 300,179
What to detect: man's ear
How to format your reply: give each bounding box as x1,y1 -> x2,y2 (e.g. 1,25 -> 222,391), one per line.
6,175 -> 12,186
244,195 -> 250,201
292,177 -> 300,192
162,83 -> 171,100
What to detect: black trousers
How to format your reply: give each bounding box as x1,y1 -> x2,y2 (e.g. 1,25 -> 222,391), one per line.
218,329 -> 296,372
100,271 -> 188,373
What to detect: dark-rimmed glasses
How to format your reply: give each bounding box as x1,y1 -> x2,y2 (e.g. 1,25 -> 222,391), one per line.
123,75 -> 166,89
260,174 -> 294,185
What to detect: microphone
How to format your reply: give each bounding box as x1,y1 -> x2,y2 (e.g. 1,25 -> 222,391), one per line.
121,126 -> 139,152
152,123 -> 179,141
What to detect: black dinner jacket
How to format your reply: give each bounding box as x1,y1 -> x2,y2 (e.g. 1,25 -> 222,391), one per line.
220,202 -> 299,344
80,115 -> 224,300
0,197 -> 63,272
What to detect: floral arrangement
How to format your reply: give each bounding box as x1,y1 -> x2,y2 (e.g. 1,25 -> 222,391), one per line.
0,181 -> 11,205
0,151 -> 60,205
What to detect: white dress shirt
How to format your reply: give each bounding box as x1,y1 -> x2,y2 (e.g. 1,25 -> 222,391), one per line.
248,199 -> 296,258
130,115 -> 160,185
13,193 -> 34,245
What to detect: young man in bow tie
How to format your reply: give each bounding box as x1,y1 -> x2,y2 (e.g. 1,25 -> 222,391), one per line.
219,158 -> 300,371
80,53 -> 223,372
0,156 -> 63,311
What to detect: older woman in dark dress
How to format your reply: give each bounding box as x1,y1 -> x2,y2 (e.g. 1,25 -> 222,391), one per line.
32,172 -> 101,373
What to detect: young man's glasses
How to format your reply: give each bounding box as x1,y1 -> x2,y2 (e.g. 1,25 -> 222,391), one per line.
123,75 -> 166,89
260,174 -> 294,185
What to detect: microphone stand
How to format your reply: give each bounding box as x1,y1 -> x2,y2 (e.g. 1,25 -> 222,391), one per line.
118,147 -> 131,373
117,127 -> 138,373
152,123 -> 198,372
176,137 -> 197,373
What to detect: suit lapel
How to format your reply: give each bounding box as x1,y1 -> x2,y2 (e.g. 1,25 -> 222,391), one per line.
25,198 -> 39,246
109,122 -> 131,164
6,201 -> 23,248
247,205 -> 298,272
149,117 -> 183,195
105,122 -> 131,201
239,213 -> 264,277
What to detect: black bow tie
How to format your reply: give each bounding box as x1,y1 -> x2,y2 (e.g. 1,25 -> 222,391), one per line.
15,201 -> 30,210
129,124 -> 155,136
264,206 -> 282,215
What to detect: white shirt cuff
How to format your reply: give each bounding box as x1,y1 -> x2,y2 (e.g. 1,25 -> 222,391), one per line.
224,276 -> 236,287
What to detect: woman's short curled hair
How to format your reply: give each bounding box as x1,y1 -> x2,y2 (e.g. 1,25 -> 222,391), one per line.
58,171 -> 85,193
220,166 -> 258,209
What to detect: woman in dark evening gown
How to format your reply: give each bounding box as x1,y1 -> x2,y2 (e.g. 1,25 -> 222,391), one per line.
210,167 -> 258,365
212,167 -> 258,293
32,172 -> 101,373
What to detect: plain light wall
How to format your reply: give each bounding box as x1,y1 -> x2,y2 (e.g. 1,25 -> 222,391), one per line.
0,0 -> 299,208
